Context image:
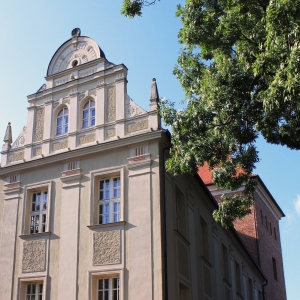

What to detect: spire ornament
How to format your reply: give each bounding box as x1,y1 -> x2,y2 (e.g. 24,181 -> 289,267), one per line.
150,78 -> 159,103
3,122 -> 12,146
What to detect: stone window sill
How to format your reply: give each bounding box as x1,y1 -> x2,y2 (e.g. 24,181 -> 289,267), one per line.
19,232 -> 51,239
87,221 -> 126,230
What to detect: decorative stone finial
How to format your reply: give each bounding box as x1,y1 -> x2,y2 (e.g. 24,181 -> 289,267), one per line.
150,78 -> 159,103
3,122 -> 12,145
71,28 -> 81,39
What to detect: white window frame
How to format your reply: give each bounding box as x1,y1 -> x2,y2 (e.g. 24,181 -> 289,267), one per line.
97,277 -> 120,300
90,167 -> 124,226
23,181 -> 52,235
129,144 -> 148,158
82,99 -> 95,129
98,177 -> 121,224
25,282 -> 43,299
89,269 -> 123,300
56,106 -> 69,135
18,277 -> 46,300
29,191 -> 48,234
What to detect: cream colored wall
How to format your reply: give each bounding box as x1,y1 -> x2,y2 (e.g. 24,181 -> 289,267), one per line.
0,137 -> 164,300
164,173 -> 265,300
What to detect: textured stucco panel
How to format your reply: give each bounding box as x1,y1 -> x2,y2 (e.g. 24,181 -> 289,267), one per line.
22,240 -> 46,273
93,230 -> 120,265
9,151 -> 24,162
79,133 -> 96,145
106,86 -> 116,122
127,119 -> 148,133
34,108 -> 45,142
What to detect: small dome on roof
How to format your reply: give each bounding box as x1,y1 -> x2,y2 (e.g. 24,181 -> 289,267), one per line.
47,29 -> 106,77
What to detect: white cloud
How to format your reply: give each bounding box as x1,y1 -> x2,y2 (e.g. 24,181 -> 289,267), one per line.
294,195 -> 300,215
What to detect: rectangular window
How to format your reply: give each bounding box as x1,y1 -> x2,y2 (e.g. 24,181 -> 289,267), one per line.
30,191 -> 48,234
135,146 -> 144,156
272,257 -> 278,281
248,278 -> 253,300
175,187 -> 187,236
235,261 -> 242,295
99,177 -> 120,224
26,283 -> 43,300
200,216 -> 209,261
222,244 -> 230,282
10,175 -> 17,183
68,162 -> 76,170
98,277 -> 120,300
179,282 -> 189,300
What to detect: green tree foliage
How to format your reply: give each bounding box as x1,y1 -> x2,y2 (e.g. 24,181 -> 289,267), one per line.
122,0 -> 300,228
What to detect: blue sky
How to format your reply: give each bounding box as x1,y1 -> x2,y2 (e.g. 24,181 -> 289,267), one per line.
0,1 -> 299,298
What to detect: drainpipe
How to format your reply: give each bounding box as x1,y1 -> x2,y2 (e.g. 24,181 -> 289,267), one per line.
161,145 -> 170,300
262,279 -> 268,300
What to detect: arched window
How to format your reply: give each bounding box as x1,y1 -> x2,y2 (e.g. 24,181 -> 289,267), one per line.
56,107 -> 68,135
83,100 -> 95,128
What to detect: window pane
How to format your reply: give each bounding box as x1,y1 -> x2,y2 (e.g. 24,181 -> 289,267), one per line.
43,192 -> 48,210
104,291 -> 108,300
83,119 -> 88,128
91,108 -> 95,117
98,291 -> 103,300
113,278 -> 119,289
90,100 -> 95,107
36,193 -> 41,211
83,110 -> 89,119
57,117 -> 62,126
27,284 -> 31,294
91,117 -> 95,126
57,126 -> 62,135
105,180 -> 110,189
113,290 -> 118,300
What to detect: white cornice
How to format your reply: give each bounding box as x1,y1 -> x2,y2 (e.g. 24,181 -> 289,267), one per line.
255,181 -> 284,220
0,131 -> 163,176
207,180 -> 284,221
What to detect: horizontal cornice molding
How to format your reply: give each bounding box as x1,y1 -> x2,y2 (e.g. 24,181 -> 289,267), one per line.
0,130 -> 163,175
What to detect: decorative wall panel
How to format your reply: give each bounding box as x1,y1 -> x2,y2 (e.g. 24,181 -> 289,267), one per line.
127,120 -> 148,133
106,86 -> 116,122
33,147 -> 42,156
22,240 -> 46,273
79,133 -> 96,145
9,151 -> 24,162
34,108 -> 45,142
106,128 -> 115,138
52,140 -> 68,151
93,230 -> 120,265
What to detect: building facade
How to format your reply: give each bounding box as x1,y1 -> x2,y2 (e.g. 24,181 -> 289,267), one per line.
0,29 -> 282,300
199,164 -> 287,300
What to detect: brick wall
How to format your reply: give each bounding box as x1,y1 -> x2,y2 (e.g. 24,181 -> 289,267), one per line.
253,191 -> 287,300
212,190 -> 286,300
